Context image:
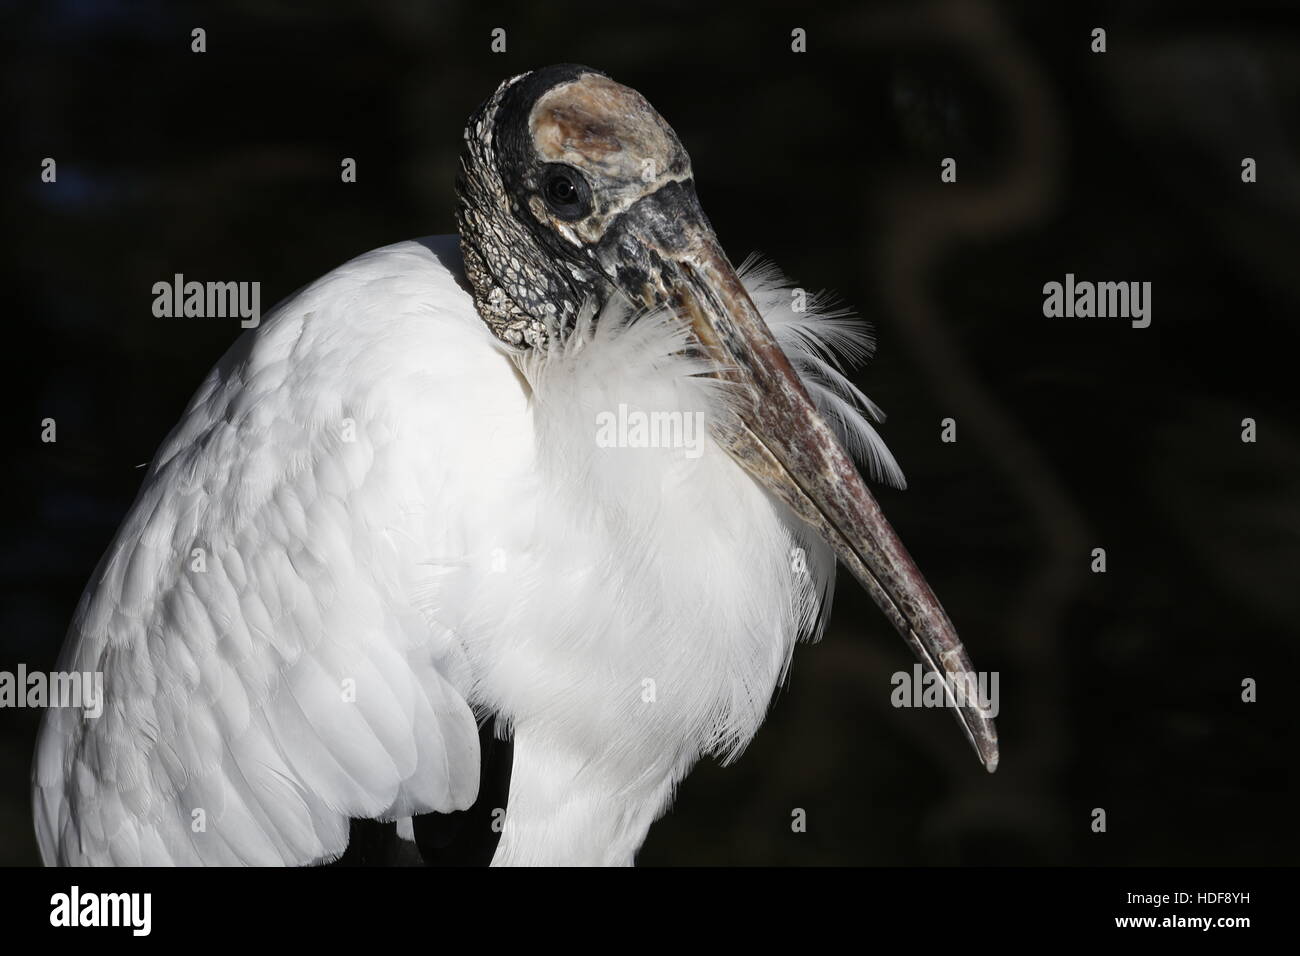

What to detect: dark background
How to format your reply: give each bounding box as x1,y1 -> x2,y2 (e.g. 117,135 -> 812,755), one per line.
1,0 -> 1295,866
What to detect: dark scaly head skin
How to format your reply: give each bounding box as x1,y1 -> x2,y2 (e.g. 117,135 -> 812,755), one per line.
456,64 -> 699,348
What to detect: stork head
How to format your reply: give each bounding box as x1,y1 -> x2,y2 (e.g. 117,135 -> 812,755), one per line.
456,65 -> 999,772
456,63 -> 695,348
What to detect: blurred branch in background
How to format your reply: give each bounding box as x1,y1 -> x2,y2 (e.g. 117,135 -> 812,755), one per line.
864,0 -> 1083,860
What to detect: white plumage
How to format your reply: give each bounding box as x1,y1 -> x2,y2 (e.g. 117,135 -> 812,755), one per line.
33,236 -> 894,866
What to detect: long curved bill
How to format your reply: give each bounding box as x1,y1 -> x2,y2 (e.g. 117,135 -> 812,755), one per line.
599,181 -> 999,772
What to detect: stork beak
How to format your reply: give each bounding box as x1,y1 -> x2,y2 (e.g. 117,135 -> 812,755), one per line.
597,181 -> 999,772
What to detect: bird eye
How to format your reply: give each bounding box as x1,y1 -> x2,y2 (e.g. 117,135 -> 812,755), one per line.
540,165 -> 591,220
547,176 -> 575,203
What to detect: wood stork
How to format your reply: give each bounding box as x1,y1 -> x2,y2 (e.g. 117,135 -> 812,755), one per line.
33,64 -> 997,867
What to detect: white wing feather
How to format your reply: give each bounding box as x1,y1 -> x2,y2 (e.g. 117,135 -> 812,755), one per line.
34,238 -> 504,865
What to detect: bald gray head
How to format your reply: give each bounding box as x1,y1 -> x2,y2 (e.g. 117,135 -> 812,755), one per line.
456,64 -> 703,348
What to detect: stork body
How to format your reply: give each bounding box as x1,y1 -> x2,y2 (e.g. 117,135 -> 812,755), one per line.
34,238 -> 842,865
34,65 -> 996,867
